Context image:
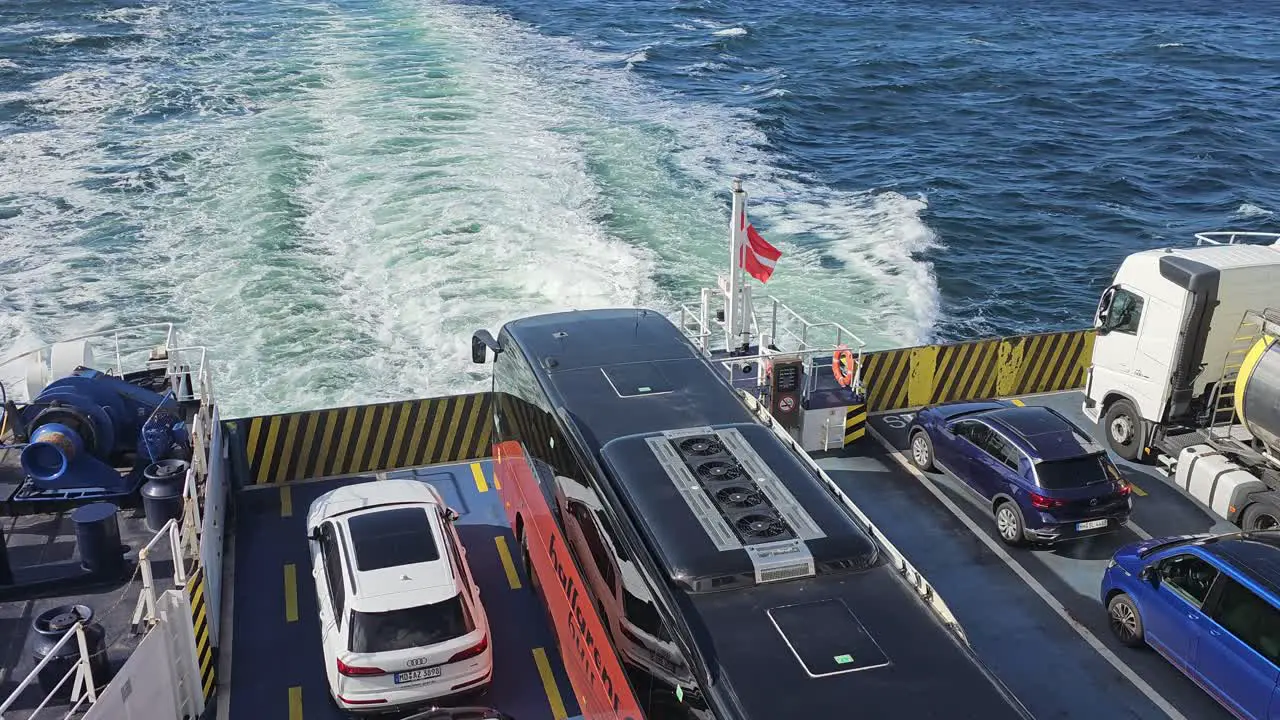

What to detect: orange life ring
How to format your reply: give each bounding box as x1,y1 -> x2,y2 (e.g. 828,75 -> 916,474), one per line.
832,346 -> 857,387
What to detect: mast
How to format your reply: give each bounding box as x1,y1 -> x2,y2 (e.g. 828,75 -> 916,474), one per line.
727,180 -> 747,351
725,180 -> 754,353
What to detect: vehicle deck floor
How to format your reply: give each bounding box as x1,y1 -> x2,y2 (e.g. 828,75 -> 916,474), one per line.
223,460 -> 580,720
814,389 -> 1234,720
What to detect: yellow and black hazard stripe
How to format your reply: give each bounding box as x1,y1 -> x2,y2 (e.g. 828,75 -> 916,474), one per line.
186,564 -> 215,703
233,392 -> 492,485
843,403 -> 867,445
860,349 -> 911,412
928,339 -> 1000,404
1004,330 -> 1094,397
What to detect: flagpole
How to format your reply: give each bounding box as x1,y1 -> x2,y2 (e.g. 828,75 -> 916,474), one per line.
726,179 -> 745,351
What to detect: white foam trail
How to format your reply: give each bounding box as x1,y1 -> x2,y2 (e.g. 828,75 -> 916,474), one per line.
713,27 -> 748,37
0,0 -> 942,417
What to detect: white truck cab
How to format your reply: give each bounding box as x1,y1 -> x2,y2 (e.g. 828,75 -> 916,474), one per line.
1084,234 -> 1280,463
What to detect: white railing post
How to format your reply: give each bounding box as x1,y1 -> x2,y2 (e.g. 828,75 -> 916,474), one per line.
73,623 -> 98,704
0,622 -> 98,717
128,516 -> 193,632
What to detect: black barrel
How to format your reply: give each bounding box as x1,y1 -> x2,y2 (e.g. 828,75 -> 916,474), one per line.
141,459 -> 189,532
72,502 -> 125,578
31,604 -> 112,697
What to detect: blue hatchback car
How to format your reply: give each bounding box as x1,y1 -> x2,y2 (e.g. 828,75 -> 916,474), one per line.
907,400 -> 1132,546
1101,532 -> 1280,719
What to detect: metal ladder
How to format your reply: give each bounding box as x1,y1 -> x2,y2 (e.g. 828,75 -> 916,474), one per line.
1207,309 -> 1280,441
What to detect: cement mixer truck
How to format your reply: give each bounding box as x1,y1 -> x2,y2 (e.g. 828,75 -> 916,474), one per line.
1083,231 -> 1280,530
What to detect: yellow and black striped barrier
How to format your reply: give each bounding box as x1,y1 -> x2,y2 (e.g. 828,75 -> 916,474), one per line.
860,348 -> 912,412
843,403 -> 867,446
224,392 -> 492,486
860,328 -> 1095,412
997,329 -> 1095,397
186,564 -> 215,704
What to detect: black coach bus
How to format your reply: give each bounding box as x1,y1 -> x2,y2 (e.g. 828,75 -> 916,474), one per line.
473,307 -> 1033,720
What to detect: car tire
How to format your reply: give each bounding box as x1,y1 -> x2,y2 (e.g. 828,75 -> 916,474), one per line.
1107,593 -> 1145,648
908,428 -> 935,472
1102,398 -> 1145,462
994,500 -> 1026,547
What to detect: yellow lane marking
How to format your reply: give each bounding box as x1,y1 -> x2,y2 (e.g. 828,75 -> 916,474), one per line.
284,564 -> 299,622
289,686 -> 303,720
495,536 -> 522,590
471,462 -> 489,493
1130,482 -> 1148,497
532,647 -> 568,720
280,485 -> 293,517
1010,398 -> 1026,406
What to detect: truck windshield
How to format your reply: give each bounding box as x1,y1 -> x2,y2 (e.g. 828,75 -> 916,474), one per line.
1034,454 -> 1111,490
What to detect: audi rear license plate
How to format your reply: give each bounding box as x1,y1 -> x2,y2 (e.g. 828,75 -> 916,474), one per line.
395,666 -> 442,684
1076,519 -> 1108,531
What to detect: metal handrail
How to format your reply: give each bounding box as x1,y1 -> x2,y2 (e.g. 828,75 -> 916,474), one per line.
760,294 -> 866,353
676,285 -> 867,358
735,390 -> 967,643
713,343 -> 867,399
1195,231 -> 1280,246
130,517 -> 192,632
0,322 -> 176,369
0,324 -> 213,409
0,622 -> 99,718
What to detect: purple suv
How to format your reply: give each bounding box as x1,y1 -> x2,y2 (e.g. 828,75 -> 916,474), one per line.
908,400 -> 1133,546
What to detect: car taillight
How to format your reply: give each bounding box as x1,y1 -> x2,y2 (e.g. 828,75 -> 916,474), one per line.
1029,492 -> 1067,510
448,634 -> 489,663
337,658 -> 386,676
1117,481 -> 1132,496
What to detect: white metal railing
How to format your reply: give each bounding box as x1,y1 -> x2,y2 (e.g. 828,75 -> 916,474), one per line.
714,343 -> 866,400
0,622 -> 100,719
1195,231 -> 1280,246
758,294 -> 863,354
129,460 -> 202,632
129,517 -> 194,632
0,323 -> 213,407
736,389 -> 968,643
677,287 -> 866,356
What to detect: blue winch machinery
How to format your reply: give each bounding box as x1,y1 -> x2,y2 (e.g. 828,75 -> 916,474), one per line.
4,368 -> 191,510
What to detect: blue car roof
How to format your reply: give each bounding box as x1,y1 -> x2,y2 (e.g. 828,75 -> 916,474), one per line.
980,406 -> 1104,462
1201,533 -> 1280,599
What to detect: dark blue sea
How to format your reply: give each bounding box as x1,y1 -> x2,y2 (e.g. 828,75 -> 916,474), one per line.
2,0 -> 1278,415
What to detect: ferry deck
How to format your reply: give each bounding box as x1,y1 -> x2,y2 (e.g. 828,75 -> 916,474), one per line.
0,340 -> 1249,717
211,386 -> 1239,720
0,337 -> 1246,720
0,212 -> 1254,720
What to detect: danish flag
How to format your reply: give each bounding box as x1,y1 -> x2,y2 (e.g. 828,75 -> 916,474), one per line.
739,209 -> 782,283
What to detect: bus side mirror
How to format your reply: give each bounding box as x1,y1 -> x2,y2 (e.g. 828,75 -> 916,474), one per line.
472,330 -> 501,364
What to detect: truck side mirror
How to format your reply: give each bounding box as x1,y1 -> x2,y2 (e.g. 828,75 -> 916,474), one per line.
444,507 -> 460,522
471,330 -> 501,364
1095,286 -> 1116,330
